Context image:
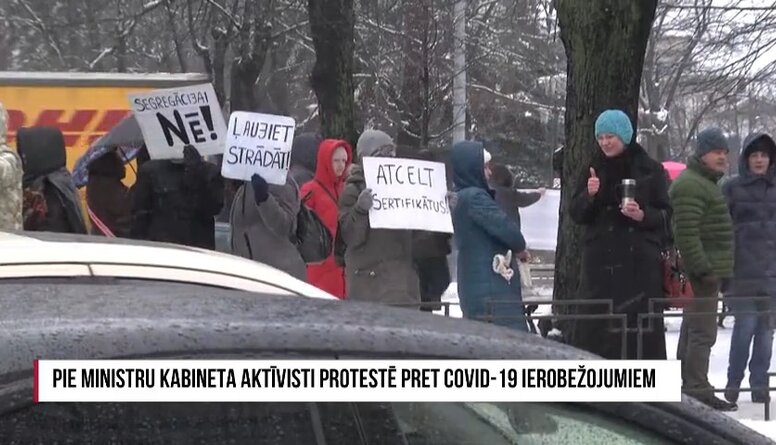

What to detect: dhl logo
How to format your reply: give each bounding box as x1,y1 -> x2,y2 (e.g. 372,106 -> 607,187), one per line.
6,109 -> 131,149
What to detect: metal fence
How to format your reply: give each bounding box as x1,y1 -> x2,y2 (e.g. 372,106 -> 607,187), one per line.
390,265 -> 776,421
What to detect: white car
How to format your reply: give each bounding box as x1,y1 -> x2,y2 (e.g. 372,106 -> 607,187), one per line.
0,231 -> 336,300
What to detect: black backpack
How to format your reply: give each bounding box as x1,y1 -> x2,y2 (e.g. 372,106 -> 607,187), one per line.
293,190 -> 333,264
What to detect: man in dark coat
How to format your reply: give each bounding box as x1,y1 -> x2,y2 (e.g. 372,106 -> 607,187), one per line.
489,163 -> 545,234
86,151 -> 131,237
570,109 -> 670,361
722,132 -> 776,404
670,127 -> 734,411
408,148 -> 452,312
131,145 -> 223,250
17,126 -> 87,234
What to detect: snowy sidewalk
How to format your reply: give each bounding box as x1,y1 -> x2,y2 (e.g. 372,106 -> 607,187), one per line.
436,282 -> 776,440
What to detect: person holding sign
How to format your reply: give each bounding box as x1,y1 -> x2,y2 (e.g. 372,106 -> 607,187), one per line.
131,145 -> 224,249
299,139 -> 353,299
338,130 -> 420,304
230,171 -> 307,281
450,141 -> 528,331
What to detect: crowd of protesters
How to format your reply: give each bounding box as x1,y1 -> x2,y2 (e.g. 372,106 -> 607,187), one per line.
3,98 -> 773,411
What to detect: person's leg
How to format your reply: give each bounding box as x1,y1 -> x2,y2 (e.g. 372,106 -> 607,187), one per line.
749,313 -> 774,402
415,260 -> 433,312
725,304 -> 757,403
425,256 -> 450,312
682,278 -> 721,402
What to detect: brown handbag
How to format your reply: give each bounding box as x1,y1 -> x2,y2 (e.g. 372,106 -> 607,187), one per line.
660,210 -> 694,308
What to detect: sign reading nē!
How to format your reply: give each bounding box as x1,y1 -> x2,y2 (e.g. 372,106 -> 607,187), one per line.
128,83 -> 227,159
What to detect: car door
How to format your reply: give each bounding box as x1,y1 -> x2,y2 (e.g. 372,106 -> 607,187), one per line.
0,352 -> 764,444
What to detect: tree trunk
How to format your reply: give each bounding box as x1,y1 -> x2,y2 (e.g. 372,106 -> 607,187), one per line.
308,0 -> 359,144
553,0 -> 657,345
396,0 -> 431,148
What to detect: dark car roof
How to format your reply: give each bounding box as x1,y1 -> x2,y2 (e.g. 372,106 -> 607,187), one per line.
0,282 -> 595,372
0,283 -> 770,444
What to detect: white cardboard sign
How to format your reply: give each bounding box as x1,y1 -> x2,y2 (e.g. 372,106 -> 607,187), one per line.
128,83 -> 227,159
362,157 -> 453,233
220,112 -> 296,185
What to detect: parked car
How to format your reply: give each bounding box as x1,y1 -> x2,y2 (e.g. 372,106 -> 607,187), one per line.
0,231 -> 335,299
0,283 -> 769,444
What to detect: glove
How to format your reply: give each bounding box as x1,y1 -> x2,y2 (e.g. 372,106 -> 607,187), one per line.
250,174 -> 269,205
183,145 -> 202,165
356,188 -> 373,212
446,191 -> 458,210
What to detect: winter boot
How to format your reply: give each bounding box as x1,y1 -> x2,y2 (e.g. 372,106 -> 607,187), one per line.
752,392 -> 771,404
723,387 -> 739,404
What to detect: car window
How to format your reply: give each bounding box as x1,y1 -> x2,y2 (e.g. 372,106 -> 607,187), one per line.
0,401 -> 674,444
477,403 -> 674,445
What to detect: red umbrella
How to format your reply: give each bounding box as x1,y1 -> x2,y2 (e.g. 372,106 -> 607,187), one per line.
662,161 -> 686,181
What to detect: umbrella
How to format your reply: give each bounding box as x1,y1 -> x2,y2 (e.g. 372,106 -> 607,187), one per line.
72,114 -> 144,188
662,161 -> 686,181
90,114 -> 143,148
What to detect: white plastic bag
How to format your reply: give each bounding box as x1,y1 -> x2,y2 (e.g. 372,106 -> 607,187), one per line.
518,261 -> 532,288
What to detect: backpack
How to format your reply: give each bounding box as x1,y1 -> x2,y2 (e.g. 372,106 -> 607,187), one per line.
293,190 -> 333,264
311,179 -> 348,268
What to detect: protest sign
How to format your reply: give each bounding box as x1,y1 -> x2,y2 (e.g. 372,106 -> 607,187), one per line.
221,112 -> 296,184
128,84 -> 227,159
362,157 -> 452,233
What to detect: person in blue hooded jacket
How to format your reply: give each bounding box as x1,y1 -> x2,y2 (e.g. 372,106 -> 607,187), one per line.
450,141 -> 529,331
722,132 -> 776,404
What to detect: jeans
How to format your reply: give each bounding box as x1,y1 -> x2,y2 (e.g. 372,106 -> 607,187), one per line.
726,299 -> 774,392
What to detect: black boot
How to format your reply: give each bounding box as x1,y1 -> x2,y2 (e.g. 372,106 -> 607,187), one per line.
724,387 -> 739,404
752,392 -> 771,404
701,395 -> 738,412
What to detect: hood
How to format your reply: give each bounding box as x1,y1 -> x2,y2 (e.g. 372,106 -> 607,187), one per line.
314,139 -> 353,186
290,132 -> 321,174
451,140 -> 490,192
0,102 -> 7,146
17,126 -> 67,185
87,150 -> 126,180
739,132 -> 776,176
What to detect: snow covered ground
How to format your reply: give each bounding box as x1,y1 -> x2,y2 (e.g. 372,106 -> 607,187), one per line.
436,282 -> 776,440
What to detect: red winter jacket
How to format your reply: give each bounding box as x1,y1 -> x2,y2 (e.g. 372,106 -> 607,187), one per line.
299,139 -> 353,299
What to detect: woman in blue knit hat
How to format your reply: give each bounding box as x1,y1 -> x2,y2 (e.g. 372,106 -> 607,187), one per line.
568,109 -> 672,360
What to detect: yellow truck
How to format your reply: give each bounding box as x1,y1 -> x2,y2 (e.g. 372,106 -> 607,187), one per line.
0,71 -> 210,230
1,71 -> 209,176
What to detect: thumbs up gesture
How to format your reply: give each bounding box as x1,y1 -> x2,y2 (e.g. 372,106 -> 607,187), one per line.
587,167 -> 600,197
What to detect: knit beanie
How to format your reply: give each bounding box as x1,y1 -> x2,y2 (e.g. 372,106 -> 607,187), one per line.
696,127 -> 729,157
594,109 -> 634,145
356,130 -> 394,159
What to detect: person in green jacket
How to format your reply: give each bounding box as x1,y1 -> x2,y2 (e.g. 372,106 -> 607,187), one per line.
670,127 -> 735,411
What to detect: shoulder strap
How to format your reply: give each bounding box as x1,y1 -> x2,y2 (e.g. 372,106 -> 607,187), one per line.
87,205 -> 115,237
660,209 -> 674,246
314,179 -> 339,205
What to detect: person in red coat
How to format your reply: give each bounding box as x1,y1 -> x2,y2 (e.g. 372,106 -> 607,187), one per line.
300,139 -> 353,298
